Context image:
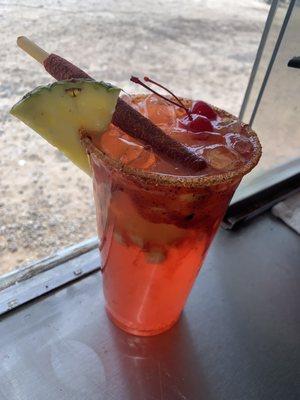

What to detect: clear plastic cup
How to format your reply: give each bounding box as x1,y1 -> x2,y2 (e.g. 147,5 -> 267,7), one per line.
83,103 -> 261,336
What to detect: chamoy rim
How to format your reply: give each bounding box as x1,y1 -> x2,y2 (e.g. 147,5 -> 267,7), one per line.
82,96 -> 262,189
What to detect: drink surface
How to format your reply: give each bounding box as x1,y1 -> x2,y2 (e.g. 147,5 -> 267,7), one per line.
92,94 -> 256,177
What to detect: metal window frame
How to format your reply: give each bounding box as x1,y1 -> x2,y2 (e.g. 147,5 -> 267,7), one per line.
247,0 -> 296,126
239,0 -> 279,121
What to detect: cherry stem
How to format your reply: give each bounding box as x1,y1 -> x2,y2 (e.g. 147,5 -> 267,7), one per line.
144,76 -> 186,109
130,76 -> 192,120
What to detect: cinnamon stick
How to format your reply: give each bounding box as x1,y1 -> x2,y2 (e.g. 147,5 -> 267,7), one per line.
44,54 -> 91,80
44,53 -> 206,171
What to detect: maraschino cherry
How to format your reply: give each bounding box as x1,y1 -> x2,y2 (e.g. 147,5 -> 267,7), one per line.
179,114 -> 213,133
130,76 -> 214,133
191,100 -> 217,120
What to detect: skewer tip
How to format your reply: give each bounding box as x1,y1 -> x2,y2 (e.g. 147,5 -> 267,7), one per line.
16,36 -> 49,64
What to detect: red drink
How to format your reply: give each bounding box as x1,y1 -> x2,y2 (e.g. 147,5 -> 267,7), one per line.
84,94 -> 261,336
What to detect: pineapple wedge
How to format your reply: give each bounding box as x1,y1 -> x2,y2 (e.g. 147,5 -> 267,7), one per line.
10,80 -> 121,174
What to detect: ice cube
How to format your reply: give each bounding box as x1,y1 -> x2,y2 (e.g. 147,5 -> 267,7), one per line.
215,118 -> 242,134
119,137 -> 144,164
225,133 -> 253,157
121,93 -> 133,105
144,94 -> 176,126
127,148 -> 156,170
100,130 -> 155,170
204,145 -> 240,171
171,129 -> 225,148
97,127 -> 127,160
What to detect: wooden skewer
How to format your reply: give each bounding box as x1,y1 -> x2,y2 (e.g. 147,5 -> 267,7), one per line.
17,36 -> 49,64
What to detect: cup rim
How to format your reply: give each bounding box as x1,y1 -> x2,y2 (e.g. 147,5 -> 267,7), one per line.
82,101 -> 262,189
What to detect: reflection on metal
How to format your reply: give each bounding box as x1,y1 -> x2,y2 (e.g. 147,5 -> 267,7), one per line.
239,0 -> 279,121
0,236 -> 98,291
249,0 -> 296,125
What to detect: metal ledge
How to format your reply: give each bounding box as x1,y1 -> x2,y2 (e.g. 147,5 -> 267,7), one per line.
0,237 -> 99,291
0,238 -> 100,316
0,213 -> 299,400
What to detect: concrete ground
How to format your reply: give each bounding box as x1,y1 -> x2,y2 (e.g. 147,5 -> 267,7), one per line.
0,0 -> 270,274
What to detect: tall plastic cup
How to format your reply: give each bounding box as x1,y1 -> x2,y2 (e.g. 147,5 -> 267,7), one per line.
83,106 -> 261,336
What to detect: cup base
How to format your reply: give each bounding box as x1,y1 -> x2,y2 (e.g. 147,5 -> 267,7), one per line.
106,307 -> 180,336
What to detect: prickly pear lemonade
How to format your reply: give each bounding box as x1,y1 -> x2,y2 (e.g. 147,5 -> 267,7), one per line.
11,76 -> 261,336
84,93 -> 261,335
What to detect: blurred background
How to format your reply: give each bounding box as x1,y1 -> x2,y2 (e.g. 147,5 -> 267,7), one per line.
0,0 -> 272,273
